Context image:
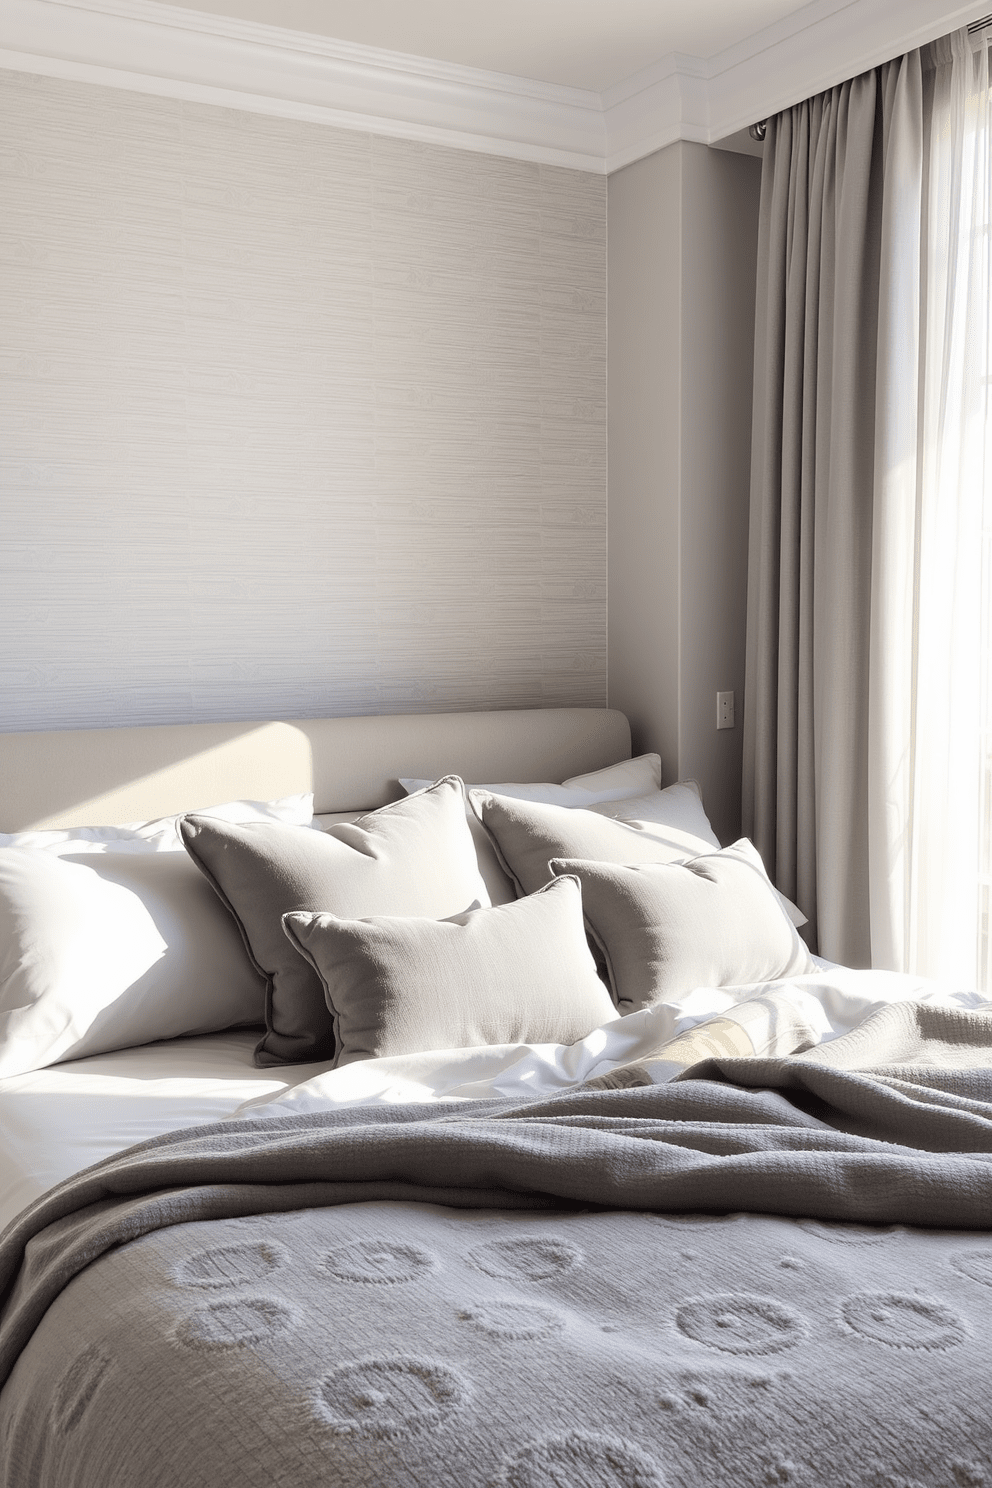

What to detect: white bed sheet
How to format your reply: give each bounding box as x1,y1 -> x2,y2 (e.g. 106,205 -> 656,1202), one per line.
1,965 -> 988,1235
234,964 -> 992,1120
0,1031 -> 330,1232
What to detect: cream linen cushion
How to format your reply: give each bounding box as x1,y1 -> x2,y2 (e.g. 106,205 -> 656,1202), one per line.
469,786 -> 727,897
282,875 -> 616,1068
181,777 -> 490,1067
549,840 -> 815,1013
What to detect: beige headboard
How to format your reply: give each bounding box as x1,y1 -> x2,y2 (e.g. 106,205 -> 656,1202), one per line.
0,708 -> 631,831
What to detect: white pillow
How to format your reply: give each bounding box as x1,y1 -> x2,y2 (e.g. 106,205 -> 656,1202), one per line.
0,847 -> 265,1078
587,782 -> 722,851
0,793 -> 314,855
399,753 -> 661,807
589,786 -> 807,929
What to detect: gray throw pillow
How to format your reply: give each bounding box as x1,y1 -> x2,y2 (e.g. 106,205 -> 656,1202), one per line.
181,776 -> 489,1066
470,789 -> 724,896
282,875 -> 617,1068
549,840 -> 815,1013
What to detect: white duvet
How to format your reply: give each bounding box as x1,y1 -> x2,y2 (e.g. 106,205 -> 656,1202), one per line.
0,962 -> 987,1233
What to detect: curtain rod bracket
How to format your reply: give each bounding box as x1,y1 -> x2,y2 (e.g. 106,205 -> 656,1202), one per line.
749,120 -> 768,142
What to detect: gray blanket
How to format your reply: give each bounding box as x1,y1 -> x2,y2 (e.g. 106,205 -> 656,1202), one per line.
2,1000 -> 992,1486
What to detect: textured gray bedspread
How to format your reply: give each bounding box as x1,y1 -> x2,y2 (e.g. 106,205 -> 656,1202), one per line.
3,1000 -> 992,1487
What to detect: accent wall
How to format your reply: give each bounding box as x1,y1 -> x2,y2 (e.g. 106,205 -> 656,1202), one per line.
1,70 -> 606,731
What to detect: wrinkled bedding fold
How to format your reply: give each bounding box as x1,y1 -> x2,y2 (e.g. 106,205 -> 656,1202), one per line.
4,1001 -> 992,1398
4,999 -> 992,1487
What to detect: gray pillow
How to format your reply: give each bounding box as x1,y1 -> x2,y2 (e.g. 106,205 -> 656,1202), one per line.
181,777 -> 489,1066
469,789 -> 724,896
282,875 -> 616,1067
549,840 -> 815,1013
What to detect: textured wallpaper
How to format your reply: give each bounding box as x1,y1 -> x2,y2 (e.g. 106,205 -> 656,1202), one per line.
0,71 -> 606,732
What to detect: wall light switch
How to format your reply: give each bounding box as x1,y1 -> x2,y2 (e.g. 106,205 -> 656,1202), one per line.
717,691 -> 735,730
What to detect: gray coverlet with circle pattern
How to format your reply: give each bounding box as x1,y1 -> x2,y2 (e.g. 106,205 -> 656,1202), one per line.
2,1000 -> 992,1486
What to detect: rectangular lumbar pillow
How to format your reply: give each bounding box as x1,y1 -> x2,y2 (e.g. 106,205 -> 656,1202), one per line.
549,840 -> 815,1013
181,777 -> 490,1066
282,874 -> 617,1067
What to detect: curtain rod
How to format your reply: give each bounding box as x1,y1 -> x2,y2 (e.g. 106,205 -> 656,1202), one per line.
750,15 -> 991,137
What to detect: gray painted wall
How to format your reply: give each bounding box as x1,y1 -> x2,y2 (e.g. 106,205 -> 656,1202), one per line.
608,140 -> 761,844
0,71 -> 606,732
606,144 -> 682,783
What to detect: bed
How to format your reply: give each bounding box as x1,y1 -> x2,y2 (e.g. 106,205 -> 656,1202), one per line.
1,706 -> 991,1487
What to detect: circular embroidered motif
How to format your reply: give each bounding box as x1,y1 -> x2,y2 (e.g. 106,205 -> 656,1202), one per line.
468,1237 -> 581,1282
676,1293 -> 808,1355
840,1292 -> 966,1350
312,1356 -> 468,1439
173,1296 -> 296,1350
322,1239 -> 436,1285
494,1430 -> 666,1487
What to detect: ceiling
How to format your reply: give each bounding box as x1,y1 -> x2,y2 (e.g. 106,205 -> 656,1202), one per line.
6,0 -> 990,171
162,0 -> 821,92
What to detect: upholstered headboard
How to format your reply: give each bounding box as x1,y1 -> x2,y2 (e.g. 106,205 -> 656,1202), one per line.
0,709 -> 631,831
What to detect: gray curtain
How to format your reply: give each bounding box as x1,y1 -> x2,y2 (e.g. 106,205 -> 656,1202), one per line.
743,54 -> 923,965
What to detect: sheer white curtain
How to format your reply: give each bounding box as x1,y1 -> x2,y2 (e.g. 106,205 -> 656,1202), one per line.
871,26 -> 992,987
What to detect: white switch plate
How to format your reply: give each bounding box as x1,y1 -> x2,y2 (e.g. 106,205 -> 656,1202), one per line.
717,691 -> 735,730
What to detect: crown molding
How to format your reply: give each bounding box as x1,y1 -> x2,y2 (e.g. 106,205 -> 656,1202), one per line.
602,53 -> 711,173
603,0 -> 992,170
2,0 -> 991,175
701,0 -> 992,148
0,0 -> 608,170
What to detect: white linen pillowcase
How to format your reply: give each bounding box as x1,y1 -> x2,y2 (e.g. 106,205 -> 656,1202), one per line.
586,782 -> 721,850
0,847 -> 265,1079
0,793 -> 314,855
0,795 -> 314,1076
588,786 -> 806,929
399,752 -> 661,807
400,757 -> 662,907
